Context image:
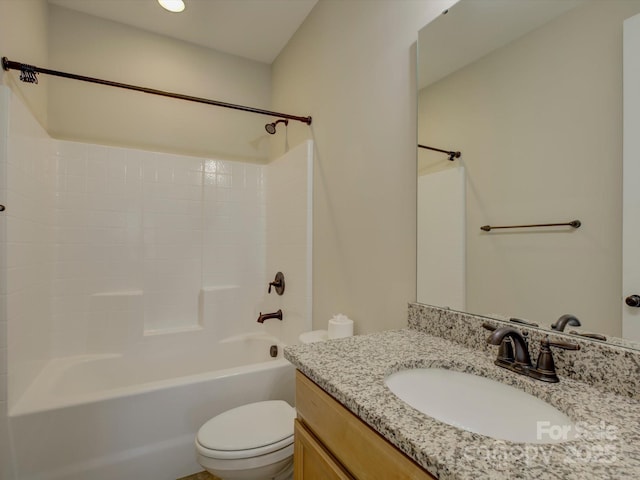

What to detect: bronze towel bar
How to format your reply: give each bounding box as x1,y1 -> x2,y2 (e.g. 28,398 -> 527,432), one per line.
480,220 -> 581,232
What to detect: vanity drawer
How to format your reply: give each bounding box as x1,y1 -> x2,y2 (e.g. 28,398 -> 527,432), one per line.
295,370 -> 436,480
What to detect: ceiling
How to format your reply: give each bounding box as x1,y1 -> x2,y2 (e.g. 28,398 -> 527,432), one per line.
418,0 -> 586,89
48,0 -> 318,64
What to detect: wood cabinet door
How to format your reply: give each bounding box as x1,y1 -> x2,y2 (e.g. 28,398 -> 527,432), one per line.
294,419 -> 354,480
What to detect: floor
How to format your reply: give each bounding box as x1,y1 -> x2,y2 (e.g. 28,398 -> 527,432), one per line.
177,472 -> 218,480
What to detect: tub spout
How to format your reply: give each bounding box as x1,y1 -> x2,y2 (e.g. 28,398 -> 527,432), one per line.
257,309 -> 283,323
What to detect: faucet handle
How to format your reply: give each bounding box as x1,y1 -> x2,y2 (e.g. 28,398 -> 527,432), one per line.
268,272 -> 285,295
510,317 -> 539,327
532,336 -> 580,383
569,330 -> 607,341
546,337 -> 580,351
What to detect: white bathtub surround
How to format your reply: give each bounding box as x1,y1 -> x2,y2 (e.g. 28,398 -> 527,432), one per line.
2,90 -> 313,480
12,332 -> 290,415
2,87 -> 55,411
10,334 -> 294,480
48,139 -> 312,354
50,143 -> 269,350
417,166 -> 465,311
262,140 -> 313,346
0,85 -> 14,480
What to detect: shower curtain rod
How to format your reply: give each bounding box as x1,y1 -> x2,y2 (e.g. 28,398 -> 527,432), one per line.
1,57 -> 313,125
418,143 -> 461,161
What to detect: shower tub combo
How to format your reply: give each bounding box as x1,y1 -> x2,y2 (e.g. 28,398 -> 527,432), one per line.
8,333 -> 295,480
2,73 -> 313,479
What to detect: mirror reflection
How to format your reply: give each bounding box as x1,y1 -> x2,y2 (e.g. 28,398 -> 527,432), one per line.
417,0 -> 640,345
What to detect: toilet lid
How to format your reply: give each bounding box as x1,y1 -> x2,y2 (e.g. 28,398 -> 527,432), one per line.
197,400 -> 296,452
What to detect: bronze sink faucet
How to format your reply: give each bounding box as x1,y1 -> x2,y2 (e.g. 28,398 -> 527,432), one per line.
484,324 -> 580,383
551,314 -> 581,331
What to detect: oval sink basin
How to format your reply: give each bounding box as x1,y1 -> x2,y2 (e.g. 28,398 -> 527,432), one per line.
385,368 -> 574,444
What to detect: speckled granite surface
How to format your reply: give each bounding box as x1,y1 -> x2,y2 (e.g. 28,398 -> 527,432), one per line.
409,303 -> 640,400
481,312 -> 640,350
285,328 -> 640,479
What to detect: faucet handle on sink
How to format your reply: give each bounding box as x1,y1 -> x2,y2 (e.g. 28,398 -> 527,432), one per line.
531,336 -> 580,383
482,322 -> 497,332
546,337 -> 580,351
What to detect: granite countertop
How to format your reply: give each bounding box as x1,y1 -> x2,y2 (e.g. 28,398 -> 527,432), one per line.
284,329 -> 640,480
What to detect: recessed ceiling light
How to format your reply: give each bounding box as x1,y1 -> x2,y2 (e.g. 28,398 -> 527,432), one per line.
158,0 -> 185,13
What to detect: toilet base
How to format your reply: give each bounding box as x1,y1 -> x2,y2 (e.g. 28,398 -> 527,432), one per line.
197,452 -> 293,480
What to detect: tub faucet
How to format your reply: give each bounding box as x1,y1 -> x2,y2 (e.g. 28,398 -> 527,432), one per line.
257,309 -> 283,323
551,314 -> 581,331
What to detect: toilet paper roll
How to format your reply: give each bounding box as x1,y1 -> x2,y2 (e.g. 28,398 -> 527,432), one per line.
327,314 -> 354,339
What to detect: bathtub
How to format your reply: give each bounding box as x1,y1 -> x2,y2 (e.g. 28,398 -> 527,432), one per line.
8,333 -> 295,480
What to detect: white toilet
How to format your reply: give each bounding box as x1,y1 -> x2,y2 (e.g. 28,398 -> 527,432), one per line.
195,400 -> 297,480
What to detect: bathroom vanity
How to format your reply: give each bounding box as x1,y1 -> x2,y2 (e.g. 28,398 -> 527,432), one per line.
294,371 -> 435,479
284,304 -> 640,480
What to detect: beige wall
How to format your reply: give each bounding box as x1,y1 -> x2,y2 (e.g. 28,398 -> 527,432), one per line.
271,0 -> 455,334
47,5 -> 272,162
419,1 -> 640,336
0,0 -> 49,128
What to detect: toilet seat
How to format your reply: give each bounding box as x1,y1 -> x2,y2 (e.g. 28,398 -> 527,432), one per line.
196,436 -> 294,460
196,400 -> 296,460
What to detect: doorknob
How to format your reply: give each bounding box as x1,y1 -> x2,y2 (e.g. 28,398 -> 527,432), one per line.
625,295 -> 640,307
